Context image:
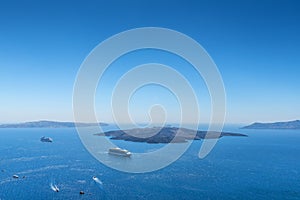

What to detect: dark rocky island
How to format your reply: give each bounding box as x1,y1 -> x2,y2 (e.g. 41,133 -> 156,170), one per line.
242,120 -> 300,129
95,127 -> 247,144
0,120 -> 108,128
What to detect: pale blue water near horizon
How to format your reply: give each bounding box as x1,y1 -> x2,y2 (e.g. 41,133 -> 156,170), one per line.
0,125 -> 300,200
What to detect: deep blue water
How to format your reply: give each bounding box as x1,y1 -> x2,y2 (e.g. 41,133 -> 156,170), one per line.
0,125 -> 300,200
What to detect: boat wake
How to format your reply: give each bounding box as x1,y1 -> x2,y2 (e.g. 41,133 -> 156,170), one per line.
50,182 -> 59,192
92,176 -> 103,189
18,165 -> 68,175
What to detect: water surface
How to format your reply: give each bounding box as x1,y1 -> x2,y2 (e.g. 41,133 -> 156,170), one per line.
0,125 -> 299,199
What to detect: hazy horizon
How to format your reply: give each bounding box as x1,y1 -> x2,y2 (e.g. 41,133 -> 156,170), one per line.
0,119 -> 299,126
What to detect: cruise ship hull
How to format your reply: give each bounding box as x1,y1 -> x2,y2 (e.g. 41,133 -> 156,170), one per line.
108,148 -> 132,157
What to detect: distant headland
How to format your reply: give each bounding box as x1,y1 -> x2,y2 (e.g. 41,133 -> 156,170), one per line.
0,120 -> 108,128
95,127 -> 247,144
242,120 -> 300,129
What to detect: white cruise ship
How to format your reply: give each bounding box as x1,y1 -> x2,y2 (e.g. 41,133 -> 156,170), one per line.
108,147 -> 131,157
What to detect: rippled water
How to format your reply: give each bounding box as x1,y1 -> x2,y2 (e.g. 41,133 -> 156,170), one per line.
0,126 -> 300,199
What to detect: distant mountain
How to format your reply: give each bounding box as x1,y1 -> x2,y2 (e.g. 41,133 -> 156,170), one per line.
95,127 -> 247,144
0,120 -> 108,128
242,120 -> 300,129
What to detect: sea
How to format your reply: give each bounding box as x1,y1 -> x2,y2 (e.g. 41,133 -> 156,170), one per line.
0,125 -> 300,200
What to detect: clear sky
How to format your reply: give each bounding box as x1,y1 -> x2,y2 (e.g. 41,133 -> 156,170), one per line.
0,0 -> 299,124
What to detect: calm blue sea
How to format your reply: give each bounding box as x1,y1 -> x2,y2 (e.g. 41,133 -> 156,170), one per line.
0,125 -> 300,200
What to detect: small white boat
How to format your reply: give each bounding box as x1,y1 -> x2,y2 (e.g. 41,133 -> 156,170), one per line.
93,176 -> 103,184
108,147 -> 131,157
54,185 -> 59,192
50,183 -> 59,192
12,175 -> 19,179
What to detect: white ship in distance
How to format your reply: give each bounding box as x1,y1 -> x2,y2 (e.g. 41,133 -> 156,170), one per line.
108,147 -> 131,157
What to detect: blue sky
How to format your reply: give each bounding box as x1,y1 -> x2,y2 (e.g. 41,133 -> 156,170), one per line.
0,0 -> 299,124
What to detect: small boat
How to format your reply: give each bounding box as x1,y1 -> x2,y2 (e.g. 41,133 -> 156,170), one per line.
108,147 -> 131,157
40,136 -> 53,142
54,185 -> 59,192
93,176 -> 103,184
50,183 -> 59,192
12,175 -> 19,179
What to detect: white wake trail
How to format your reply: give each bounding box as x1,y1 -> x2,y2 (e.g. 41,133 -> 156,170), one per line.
92,176 -> 104,189
50,182 -> 59,192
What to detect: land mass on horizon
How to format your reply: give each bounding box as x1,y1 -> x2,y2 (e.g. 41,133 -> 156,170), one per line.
0,120 -> 108,128
242,120 -> 300,129
95,127 -> 247,144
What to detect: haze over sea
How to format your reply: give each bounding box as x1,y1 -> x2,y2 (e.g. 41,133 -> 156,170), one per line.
0,125 -> 299,200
